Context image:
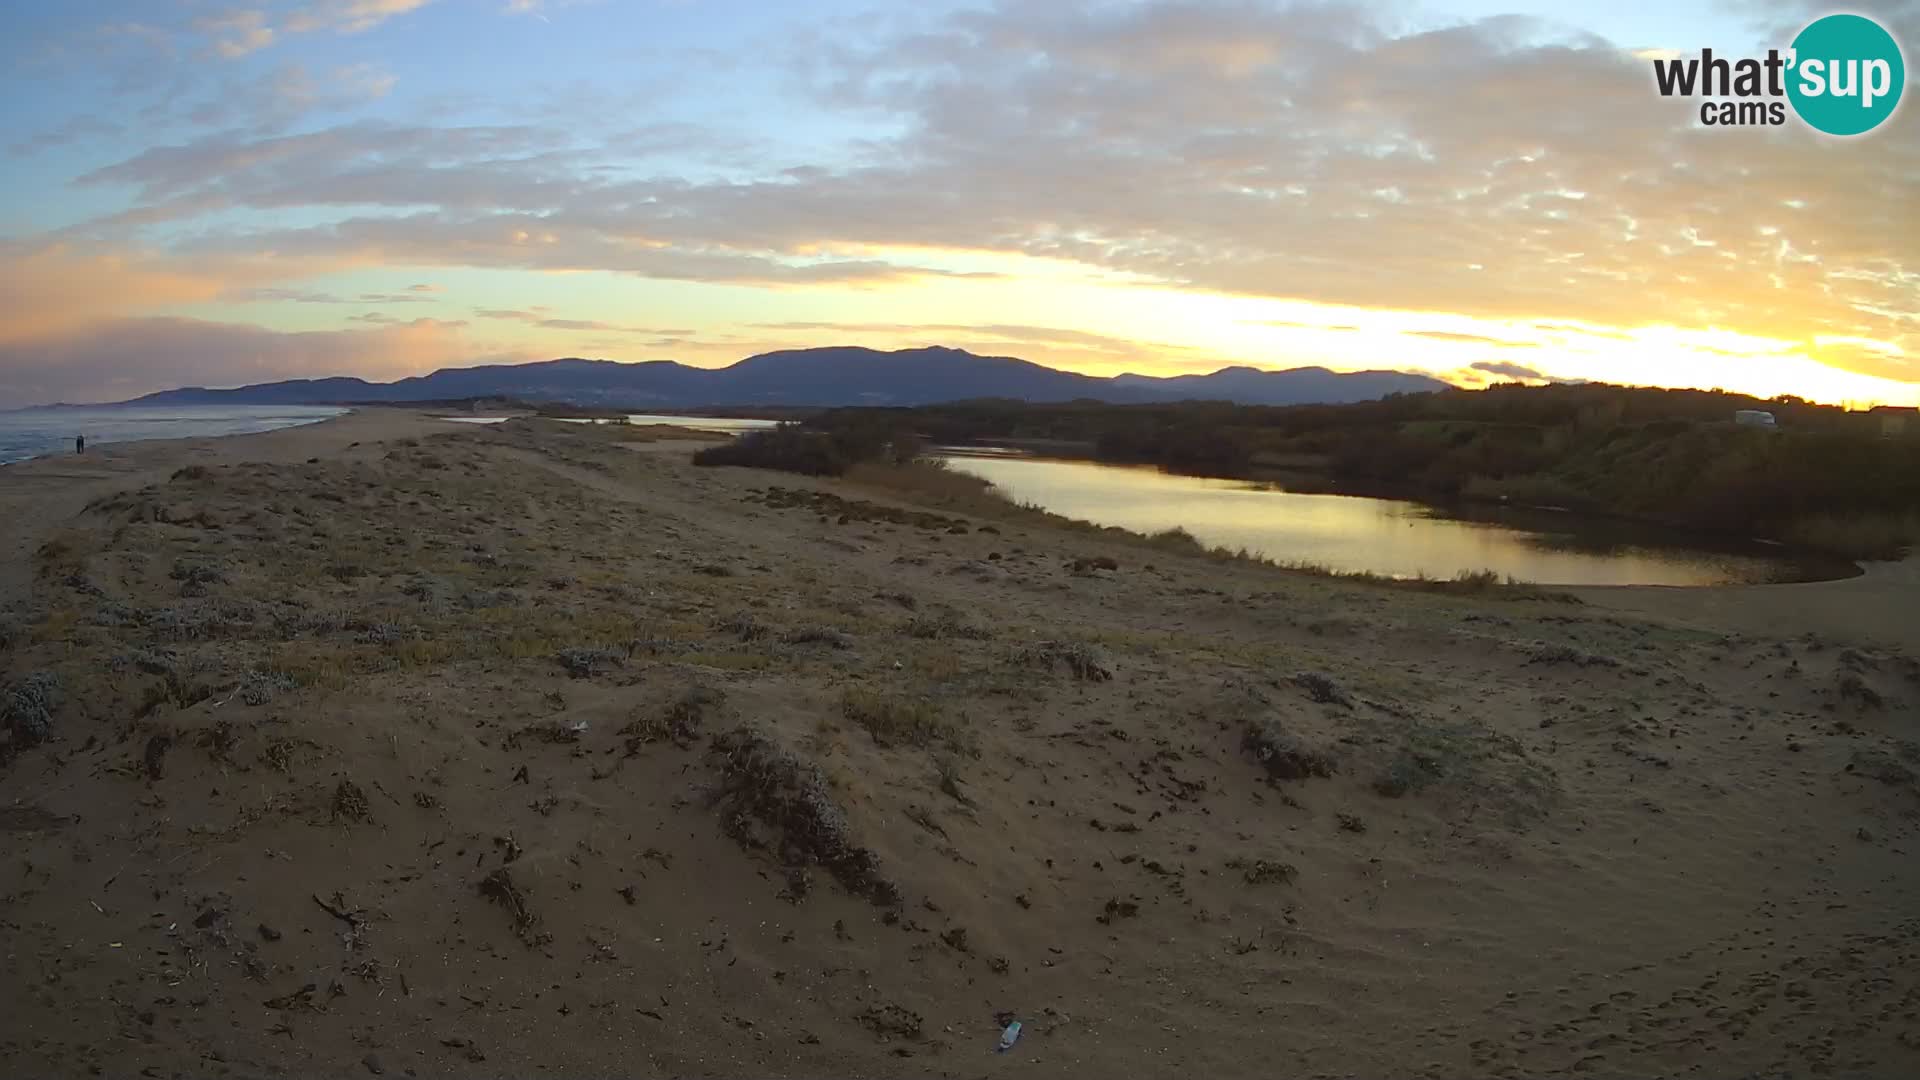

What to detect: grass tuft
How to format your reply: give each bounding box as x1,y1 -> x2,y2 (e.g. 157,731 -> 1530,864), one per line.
841,688 -> 975,754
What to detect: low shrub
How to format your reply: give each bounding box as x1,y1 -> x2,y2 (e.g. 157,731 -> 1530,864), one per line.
710,727 -> 900,905
1241,717 -> 1336,780
694,427 -> 853,476
4,671 -> 61,748
1011,639 -> 1114,682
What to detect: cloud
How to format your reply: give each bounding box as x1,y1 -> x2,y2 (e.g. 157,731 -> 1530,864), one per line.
1731,0 -> 1920,45
1260,320 -> 1363,333
283,1 -> 437,36
62,2 -> 1914,384
0,242 -> 375,347
7,115 -> 124,158
0,243 -> 231,343
502,0 -> 599,17
42,32 -> 399,142
0,316 -> 507,406
1409,330 -> 1529,347
171,205 -> 999,286
1528,320 -> 1635,341
1469,360 -> 1549,381
66,123 -> 598,230
197,10 -> 275,58
761,2 -> 1911,362
219,286 -> 434,304
219,287 -> 350,303
100,22 -> 179,56
474,308 -> 692,335
13,0 -> 1918,400
146,3 -> 436,67
750,320 -> 1200,353
266,62 -> 398,116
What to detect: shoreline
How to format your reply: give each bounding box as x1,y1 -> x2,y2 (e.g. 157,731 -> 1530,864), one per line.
0,408 -> 460,597
0,404 -> 354,468
943,440 -> 1879,574
1570,550 -> 1920,653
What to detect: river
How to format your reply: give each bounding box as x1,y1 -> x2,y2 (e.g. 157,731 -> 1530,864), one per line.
937,451 -> 1852,587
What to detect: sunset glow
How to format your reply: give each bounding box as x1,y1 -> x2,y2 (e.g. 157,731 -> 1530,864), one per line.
1,1 -> 1913,407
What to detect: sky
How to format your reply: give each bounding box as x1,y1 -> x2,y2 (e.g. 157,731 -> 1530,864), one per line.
0,0 -> 1915,407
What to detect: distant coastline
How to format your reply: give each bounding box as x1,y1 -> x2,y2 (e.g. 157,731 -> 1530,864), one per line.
0,403 -> 348,465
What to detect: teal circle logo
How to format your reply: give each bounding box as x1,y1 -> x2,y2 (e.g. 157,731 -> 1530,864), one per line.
1787,14 -> 1905,135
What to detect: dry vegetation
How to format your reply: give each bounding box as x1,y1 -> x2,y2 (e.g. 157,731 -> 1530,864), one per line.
1,415 -> 1917,1078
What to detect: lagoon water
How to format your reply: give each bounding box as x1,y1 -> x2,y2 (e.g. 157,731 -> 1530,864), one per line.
939,451 -> 1848,587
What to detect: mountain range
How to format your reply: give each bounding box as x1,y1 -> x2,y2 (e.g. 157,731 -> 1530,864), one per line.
117,346 -> 1451,409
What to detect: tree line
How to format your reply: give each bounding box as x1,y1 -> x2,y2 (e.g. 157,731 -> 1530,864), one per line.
773,385 -> 1919,558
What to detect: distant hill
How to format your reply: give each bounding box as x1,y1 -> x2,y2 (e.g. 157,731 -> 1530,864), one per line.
121,346 -> 1451,409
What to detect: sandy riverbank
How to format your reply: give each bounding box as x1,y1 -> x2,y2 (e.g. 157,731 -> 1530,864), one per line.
1571,556 -> 1920,656
2,411 -> 1916,1078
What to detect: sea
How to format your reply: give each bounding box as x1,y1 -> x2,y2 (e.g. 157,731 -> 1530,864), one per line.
0,405 -> 348,466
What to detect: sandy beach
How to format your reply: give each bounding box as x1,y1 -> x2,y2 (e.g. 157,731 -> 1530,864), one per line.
2,409 -> 1916,1078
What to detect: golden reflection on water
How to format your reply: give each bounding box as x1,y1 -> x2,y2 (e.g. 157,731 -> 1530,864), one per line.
942,454 -> 1812,587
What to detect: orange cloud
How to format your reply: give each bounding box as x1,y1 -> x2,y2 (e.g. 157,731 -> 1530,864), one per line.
284,1 -> 436,36
197,10 -> 275,58
0,243 -> 373,345
0,245 -> 228,343
0,315 -> 521,405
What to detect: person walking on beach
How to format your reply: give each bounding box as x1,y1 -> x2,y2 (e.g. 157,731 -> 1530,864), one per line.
75,434 -> 85,454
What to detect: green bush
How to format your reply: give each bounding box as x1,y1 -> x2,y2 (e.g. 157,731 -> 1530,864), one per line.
693,426 -> 852,475
692,420 -> 934,477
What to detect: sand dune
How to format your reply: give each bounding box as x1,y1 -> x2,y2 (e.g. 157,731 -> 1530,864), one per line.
2,411 -> 1916,1078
